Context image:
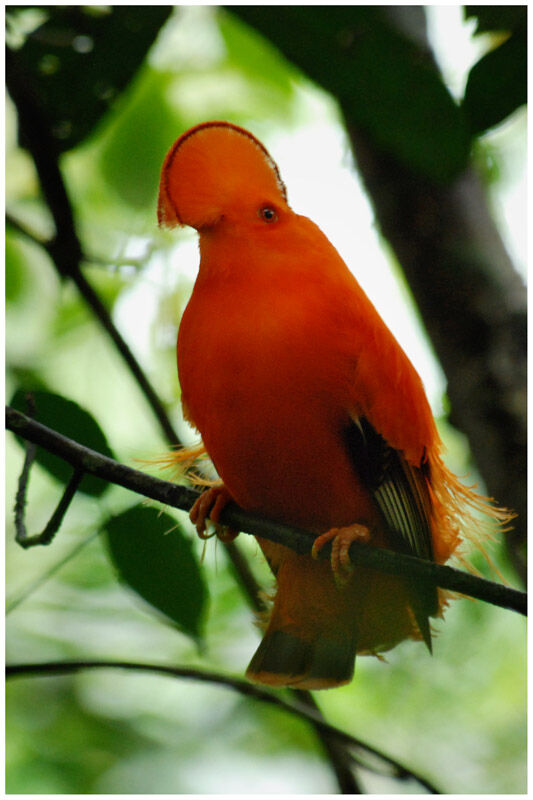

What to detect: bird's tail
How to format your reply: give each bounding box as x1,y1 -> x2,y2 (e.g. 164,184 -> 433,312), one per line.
246,537 -> 437,689
245,542 -> 357,689
247,627 -> 356,690
246,552 -> 357,689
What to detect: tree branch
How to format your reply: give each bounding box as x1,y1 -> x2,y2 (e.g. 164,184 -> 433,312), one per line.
6,406 -> 526,616
5,659 -> 440,793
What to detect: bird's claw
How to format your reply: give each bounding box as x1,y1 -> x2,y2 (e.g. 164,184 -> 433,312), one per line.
312,523 -> 371,587
189,485 -> 238,543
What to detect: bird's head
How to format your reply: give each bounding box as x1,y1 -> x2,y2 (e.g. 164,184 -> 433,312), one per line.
158,121 -> 290,232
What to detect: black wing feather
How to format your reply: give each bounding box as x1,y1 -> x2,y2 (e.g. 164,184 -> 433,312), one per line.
344,416 -> 438,648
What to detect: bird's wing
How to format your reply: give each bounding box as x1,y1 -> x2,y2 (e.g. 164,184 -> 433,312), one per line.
345,415 -> 433,560
345,414 -> 439,649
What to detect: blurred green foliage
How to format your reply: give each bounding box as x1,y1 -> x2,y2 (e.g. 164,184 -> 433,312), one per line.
6,6 -> 173,151
5,6 -> 526,794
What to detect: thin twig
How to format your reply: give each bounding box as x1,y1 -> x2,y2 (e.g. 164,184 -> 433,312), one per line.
6,211 -> 148,275
6,211 -> 51,248
14,440 -> 38,544
6,406 -> 527,616
6,528 -> 102,614
17,468 -> 85,549
5,659 -> 440,792
223,540 -> 269,613
14,392 -> 38,545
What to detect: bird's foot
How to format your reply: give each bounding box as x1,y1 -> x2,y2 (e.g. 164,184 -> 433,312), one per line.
189,484 -> 238,543
312,523 -> 372,587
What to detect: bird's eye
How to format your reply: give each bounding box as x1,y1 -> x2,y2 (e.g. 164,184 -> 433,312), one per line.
259,206 -> 278,223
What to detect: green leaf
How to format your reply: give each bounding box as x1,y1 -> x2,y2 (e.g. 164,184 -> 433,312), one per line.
9,388 -> 114,497
462,30 -> 527,135
104,505 -> 208,641
230,7 -> 471,183
6,6 -> 173,152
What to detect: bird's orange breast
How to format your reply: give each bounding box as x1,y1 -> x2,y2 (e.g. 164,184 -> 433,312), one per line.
178,229 -> 377,532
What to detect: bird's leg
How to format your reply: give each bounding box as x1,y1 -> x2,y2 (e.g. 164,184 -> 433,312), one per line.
311,523 -> 372,586
189,484 -> 239,543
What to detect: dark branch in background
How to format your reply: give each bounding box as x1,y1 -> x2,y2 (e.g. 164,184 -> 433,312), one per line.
5,48 -> 360,790
5,659 -> 439,793
5,49 -> 179,448
223,539 -> 268,614
6,407 -> 526,617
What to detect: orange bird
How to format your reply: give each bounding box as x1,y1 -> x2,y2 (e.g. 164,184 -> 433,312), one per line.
158,121 -> 511,689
